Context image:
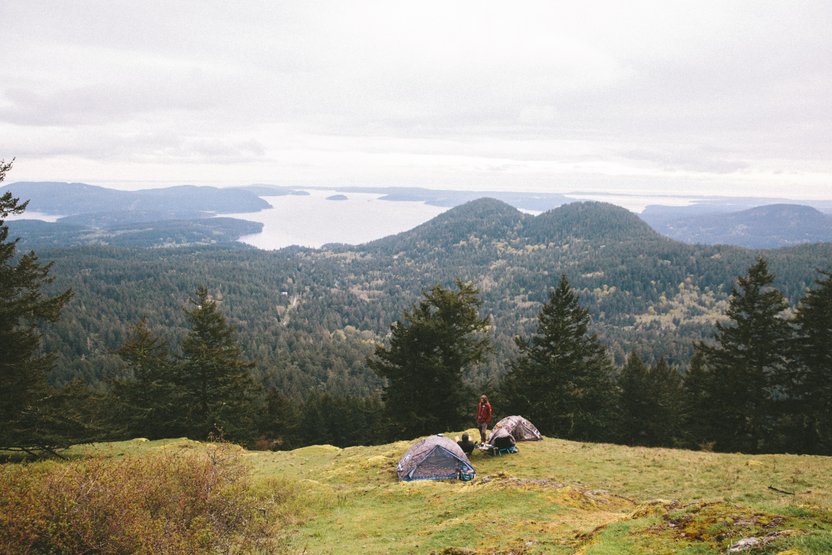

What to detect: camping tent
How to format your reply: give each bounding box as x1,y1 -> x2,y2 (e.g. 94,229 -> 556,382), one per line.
493,415 -> 543,441
486,426 -> 517,455
397,435 -> 476,481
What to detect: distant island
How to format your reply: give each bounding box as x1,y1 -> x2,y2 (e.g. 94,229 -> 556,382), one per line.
3,180 -> 832,249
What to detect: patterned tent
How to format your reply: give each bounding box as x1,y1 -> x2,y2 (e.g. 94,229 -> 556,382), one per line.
493,415 -> 543,441
396,435 -> 476,481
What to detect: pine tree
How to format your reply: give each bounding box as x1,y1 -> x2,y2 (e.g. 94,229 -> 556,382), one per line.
695,257 -> 792,453
681,350 -> 715,449
618,352 -> 653,445
0,159 -> 74,454
649,357 -> 684,446
791,269 -> 832,454
619,354 -> 684,447
369,279 -> 491,439
176,286 -> 262,443
260,388 -> 303,449
111,319 -> 180,439
501,275 -> 617,441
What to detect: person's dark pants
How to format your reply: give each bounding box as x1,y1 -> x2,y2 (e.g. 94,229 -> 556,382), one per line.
478,422 -> 488,444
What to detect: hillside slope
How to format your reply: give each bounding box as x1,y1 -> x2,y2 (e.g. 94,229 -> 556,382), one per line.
366,197 -> 530,254
33,198 -> 832,391
1,181 -> 271,214
2,181 -> 270,247
642,203 -> 832,248
64,436 -> 832,554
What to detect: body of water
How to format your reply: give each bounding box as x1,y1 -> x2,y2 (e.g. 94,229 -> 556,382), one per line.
5,211 -> 64,222
226,190 -> 706,250
224,190 -> 448,250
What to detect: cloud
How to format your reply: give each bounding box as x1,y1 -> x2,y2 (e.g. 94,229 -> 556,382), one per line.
621,147 -> 749,175
0,1 -> 830,198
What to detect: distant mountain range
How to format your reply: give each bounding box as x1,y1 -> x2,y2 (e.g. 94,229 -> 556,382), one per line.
641,203 -> 832,248
364,197 -> 660,256
37,197 -> 832,392
2,181 -> 831,249
3,181 -> 271,215
0,182 -> 269,247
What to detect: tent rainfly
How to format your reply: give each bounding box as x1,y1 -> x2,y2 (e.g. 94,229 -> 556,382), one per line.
396,435 -> 476,481
493,415 -> 543,441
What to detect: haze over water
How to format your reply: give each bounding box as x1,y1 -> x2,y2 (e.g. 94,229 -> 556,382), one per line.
225,190 -> 448,250
223,189 -> 716,250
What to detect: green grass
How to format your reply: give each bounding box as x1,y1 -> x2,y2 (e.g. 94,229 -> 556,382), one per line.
14,432 -> 832,554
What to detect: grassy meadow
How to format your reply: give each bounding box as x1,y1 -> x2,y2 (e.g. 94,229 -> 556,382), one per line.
3,433 -> 832,554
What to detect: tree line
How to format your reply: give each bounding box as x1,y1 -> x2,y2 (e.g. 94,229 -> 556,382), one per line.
32,202 -> 832,391
2,159 -> 831,456
372,262 -> 832,455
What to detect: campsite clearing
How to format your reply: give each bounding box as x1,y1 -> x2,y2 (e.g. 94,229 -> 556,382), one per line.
21,433 -> 832,553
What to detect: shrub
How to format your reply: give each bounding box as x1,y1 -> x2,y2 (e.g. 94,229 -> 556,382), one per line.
0,444 -> 285,553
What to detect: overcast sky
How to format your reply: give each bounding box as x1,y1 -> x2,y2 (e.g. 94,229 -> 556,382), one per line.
1,1 -> 830,198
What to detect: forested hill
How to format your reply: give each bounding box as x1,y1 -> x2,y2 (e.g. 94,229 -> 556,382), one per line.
524,200 -> 659,243
1,181 -> 270,248
365,197 -> 530,253
642,203 -> 832,248
37,199 -> 832,399
365,198 -> 661,254
1,181 -> 270,214
6,180 -> 831,248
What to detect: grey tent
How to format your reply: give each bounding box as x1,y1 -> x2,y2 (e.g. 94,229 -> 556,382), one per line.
493,415 -> 543,441
396,435 -> 476,481
487,426 -> 517,453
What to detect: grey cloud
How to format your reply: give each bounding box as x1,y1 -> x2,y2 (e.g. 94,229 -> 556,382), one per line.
0,1 -> 830,196
622,147 -> 749,174
0,74 -> 223,127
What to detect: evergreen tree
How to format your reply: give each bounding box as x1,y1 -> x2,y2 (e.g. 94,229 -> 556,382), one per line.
681,349 -> 715,449
501,275 -> 617,441
369,279 -> 490,439
648,357 -> 685,446
619,354 -> 684,447
111,319 -> 180,439
618,352 -> 653,445
176,286 -> 262,443
0,160 -> 74,454
790,269 -> 832,454
260,388 -> 303,449
695,257 -> 792,453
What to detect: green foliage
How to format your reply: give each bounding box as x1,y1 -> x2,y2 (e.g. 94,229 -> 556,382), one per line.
502,275 -> 618,440
109,319 -> 181,439
644,358 -> 685,446
257,389 -> 387,450
618,352 -> 685,446
369,280 -> 491,439
681,349 -> 713,449
790,269 -> 832,453
301,392 -> 385,448
33,200 -> 832,397
108,288 -> 266,444
694,257 -> 793,453
4,194 -> 831,453
0,159 -> 75,453
176,287 -> 264,442
617,352 -> 651,444
9,216 -> 262,249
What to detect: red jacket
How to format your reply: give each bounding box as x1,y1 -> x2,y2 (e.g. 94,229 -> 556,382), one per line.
476,401 -> 492,424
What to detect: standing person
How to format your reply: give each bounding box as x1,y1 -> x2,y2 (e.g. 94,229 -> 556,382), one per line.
476,394 -> 492,445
